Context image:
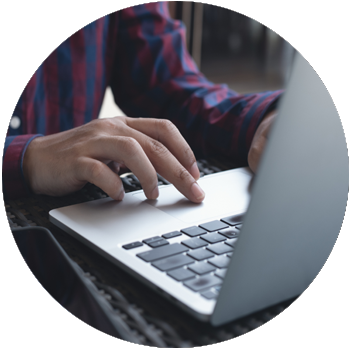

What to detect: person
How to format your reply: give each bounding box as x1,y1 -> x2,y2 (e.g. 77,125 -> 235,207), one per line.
3,2 -> 281,202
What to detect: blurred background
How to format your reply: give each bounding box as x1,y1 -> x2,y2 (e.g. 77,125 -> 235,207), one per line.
99,1 -> 295,119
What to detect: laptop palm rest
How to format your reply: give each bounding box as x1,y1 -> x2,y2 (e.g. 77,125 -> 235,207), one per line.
50,168 -> 252,253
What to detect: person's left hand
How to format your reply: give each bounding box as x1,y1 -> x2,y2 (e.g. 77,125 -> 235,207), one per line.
248,110 -> 277,173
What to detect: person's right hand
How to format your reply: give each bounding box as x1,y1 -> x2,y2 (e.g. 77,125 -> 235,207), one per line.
23,117 -> 205,203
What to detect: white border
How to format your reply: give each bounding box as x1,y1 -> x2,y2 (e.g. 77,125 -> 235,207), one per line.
1,1 -> 349,348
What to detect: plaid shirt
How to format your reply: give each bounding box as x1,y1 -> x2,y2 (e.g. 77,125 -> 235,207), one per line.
3,2 -> 282,199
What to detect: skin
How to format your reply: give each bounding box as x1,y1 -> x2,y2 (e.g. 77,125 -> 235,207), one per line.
23,112 -> 276,202
248,110 -> 277,173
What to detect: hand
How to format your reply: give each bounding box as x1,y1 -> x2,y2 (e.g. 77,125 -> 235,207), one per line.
23,117 -> 205,203
247,111 -> 277,173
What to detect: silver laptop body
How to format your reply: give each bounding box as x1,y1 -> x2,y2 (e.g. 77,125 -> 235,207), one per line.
50,53 -> 348,326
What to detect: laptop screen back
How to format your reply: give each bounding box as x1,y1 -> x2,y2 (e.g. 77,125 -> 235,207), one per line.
212,53 -> 348,325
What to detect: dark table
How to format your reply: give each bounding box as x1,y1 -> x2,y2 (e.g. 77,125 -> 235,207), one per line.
6,158 -> 295,347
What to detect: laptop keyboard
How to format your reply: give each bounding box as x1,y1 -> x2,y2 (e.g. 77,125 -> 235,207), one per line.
122,213 -> 244,300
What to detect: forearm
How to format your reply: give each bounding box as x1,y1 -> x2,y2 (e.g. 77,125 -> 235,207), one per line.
124,77 -> 282,162
111,2 -> 282,163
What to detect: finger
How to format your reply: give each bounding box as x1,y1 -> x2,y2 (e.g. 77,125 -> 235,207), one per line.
128,131 -> 205,203
117,120 -> 205,203
126,118 -> 200,180
107,161 -> 121,174
86,136 -> 159,200
76,157 -> 125,200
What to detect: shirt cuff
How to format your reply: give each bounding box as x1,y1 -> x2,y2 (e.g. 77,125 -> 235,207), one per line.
2,134 -> 43,200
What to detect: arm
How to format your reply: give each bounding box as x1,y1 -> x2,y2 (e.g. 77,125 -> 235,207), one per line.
2,14 -> 204,202
111,2 -> 282,164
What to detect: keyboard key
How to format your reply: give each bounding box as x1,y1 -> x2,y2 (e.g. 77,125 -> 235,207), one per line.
152,254 -> 194,271
137,243 -> 188,262
187,248 -> 214,261
122,241 -> 143,250
188,262 -> 216,275
199,220 -> 228,232
201,233 -> 226,244
235,224 -> 243,230
184,275 -> 222,292
218,227 -> 240,239
209,256 -> 230,268
201,290 -> 218,299
215,268 -> 227,279
207,243 -> 233,255
182,238 -> 208,249
143,236 -> 162,244
167,267 -> 196,281
225,239 -> 238,247
221,214 -> 244,226
162,231 -> 182,239
181,226 -> 207,237
148,239 -> 169,248
227,252 -> 233,258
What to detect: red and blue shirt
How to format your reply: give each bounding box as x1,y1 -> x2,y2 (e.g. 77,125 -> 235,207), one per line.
3,2 -> 282,199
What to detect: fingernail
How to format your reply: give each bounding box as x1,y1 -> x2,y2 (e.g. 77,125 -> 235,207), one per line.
190,162 -> 200,180
191,182 -> 205,201
117,190 -> 125,201
150,186 -> 159,200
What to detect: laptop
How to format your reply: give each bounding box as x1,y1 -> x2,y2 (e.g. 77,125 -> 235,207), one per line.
49,53 -> 348,326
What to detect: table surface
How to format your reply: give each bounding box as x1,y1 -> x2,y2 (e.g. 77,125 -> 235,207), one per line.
6,158 -> 295,347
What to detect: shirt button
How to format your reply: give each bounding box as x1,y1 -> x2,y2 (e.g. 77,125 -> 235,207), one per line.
10,116 -> 21,129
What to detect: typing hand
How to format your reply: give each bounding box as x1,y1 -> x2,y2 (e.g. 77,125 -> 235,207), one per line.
23,117 -> 204,203
248,111 -> 277,173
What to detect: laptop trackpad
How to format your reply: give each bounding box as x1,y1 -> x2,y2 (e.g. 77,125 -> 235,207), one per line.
133,168 -> 252,224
